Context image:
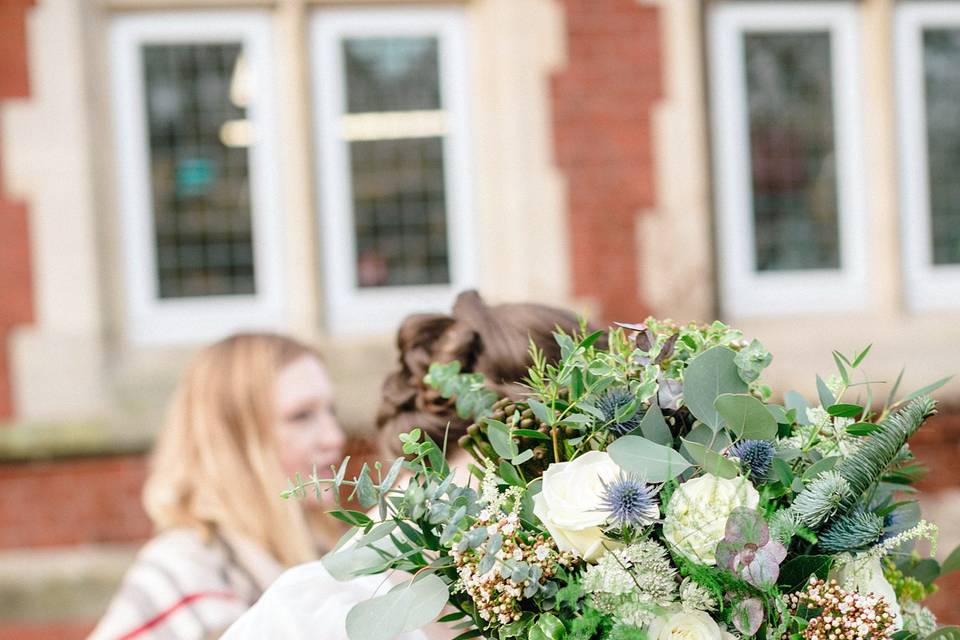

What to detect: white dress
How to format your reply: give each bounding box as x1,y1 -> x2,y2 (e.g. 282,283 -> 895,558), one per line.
221,561 -> 428,640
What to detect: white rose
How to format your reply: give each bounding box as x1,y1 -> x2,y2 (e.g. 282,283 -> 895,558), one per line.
662,474 -> 759,565
832,555 -> 903,630
647,610 -> 735,640
532,451 -> 621,562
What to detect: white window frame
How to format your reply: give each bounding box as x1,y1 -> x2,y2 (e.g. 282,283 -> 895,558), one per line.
708,2 -> 868,317
310,7 -> 476,335
110,12 -> 285,344
895,2 -> 960,310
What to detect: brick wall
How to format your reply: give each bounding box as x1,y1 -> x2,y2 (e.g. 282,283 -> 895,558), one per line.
0,455 -> 151,549
0,0 -> 35,421
551,0 -> 661,322
904,412 -> 960,625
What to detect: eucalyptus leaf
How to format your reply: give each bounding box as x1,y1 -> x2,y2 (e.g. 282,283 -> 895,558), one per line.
683,347 -> 748,432
527,399 -> 555,426
942,543 -> 960,575
323,544 -> 387,581
802,456 -> 840,480
784,391 -> 811,426
924,627 -> 960,640
512,449 -> 535,466
638,400 -> 672,445
684,422 -> 730,450
346,574 -> 449,640
766,404 -> 790,425
816,375 -> 835,408
486,419 -> 519,459
827,403 -> 863,418
608,435 -> 692,482
902,375 -> 953,403
715,393 -> 777,440
681,438 -> 739,479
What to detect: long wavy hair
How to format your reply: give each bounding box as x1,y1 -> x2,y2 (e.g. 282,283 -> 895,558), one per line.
143,333 -> 323,567
376,290 -> 587,454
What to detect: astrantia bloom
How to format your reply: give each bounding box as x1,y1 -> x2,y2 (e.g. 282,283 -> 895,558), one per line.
600,475 -> 660,529
597,388 -> 642,437
726,439 -> 775,481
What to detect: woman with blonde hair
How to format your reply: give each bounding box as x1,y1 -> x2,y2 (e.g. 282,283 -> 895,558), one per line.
90,333 -> 347,640
222,290 -> 590,640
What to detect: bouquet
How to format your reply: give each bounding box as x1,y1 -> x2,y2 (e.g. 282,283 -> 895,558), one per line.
286,320 -> 960,640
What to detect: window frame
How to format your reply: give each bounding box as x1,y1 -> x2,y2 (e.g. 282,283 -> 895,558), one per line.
895,2 -> 960,311
310,6 -> 476,335
110,11 -> 285,344
708,2 -> 868,317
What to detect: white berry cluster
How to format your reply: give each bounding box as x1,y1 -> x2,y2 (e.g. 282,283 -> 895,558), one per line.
451,512 -> 576,626
783,577 -> 897,639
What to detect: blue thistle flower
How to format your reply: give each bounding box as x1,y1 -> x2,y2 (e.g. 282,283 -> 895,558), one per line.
600,475 -> 660,529
597,388 -> 643,437
727,439 -> 775,481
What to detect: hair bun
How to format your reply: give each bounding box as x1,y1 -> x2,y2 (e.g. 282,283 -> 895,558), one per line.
375,290 -> 586,455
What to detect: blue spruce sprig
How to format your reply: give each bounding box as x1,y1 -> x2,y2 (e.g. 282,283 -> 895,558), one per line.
817,507 -> 885,553
791,396 -> 936,529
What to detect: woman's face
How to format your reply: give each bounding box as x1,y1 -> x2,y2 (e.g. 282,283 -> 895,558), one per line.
274,355 -> 347,497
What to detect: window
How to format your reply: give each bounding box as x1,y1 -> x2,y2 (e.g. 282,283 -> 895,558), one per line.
708,3 -> 867,316
311,7 -> 475,334
110,12 -> 284,343
896,3 -> 960,310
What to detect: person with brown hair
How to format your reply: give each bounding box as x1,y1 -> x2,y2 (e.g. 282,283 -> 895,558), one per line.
222,290 -> 589,640
376,289 -> 582,454
90,334 -> 347,640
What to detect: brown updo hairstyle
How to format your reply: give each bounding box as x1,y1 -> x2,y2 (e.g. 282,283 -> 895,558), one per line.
376,290 -> 590,455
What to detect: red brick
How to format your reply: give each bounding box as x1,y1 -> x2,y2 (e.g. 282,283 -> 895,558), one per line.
0,0 -> 33,99
0,456 -> 152,548
551,0 -> 662,322
0,621 -> 94,640
0,0 -> 36,420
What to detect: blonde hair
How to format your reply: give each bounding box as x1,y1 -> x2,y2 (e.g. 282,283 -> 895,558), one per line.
143,333 -> 322,567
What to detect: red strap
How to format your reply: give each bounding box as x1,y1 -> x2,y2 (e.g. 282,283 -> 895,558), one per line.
116,591 -> 240,640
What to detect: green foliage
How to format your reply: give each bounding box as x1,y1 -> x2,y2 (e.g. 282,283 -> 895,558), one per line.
345,574 -> 449,640
567,606 -> 610,640
833,396 -> 937,513
715,393 -> 778,440
424,361 -> 498,420
817,507 -> 885,554
777,555 -> 833,592
606,623 -> 647,640
791,470 -> 852,528
607,435 -> 692,482
682,346 -> 749,432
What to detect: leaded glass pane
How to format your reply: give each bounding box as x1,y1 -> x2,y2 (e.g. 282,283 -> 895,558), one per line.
923,29 -> 960,265
344,37 -> 440,113
745,32 -> 841,272
143,43 -> 256,298
350,137 -> 449,287
341,35 -> 450,288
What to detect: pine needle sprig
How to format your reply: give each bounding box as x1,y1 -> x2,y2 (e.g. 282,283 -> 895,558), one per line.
834,395 -> 936,512
817,507 -> 885,554
791,396 -> 936,529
